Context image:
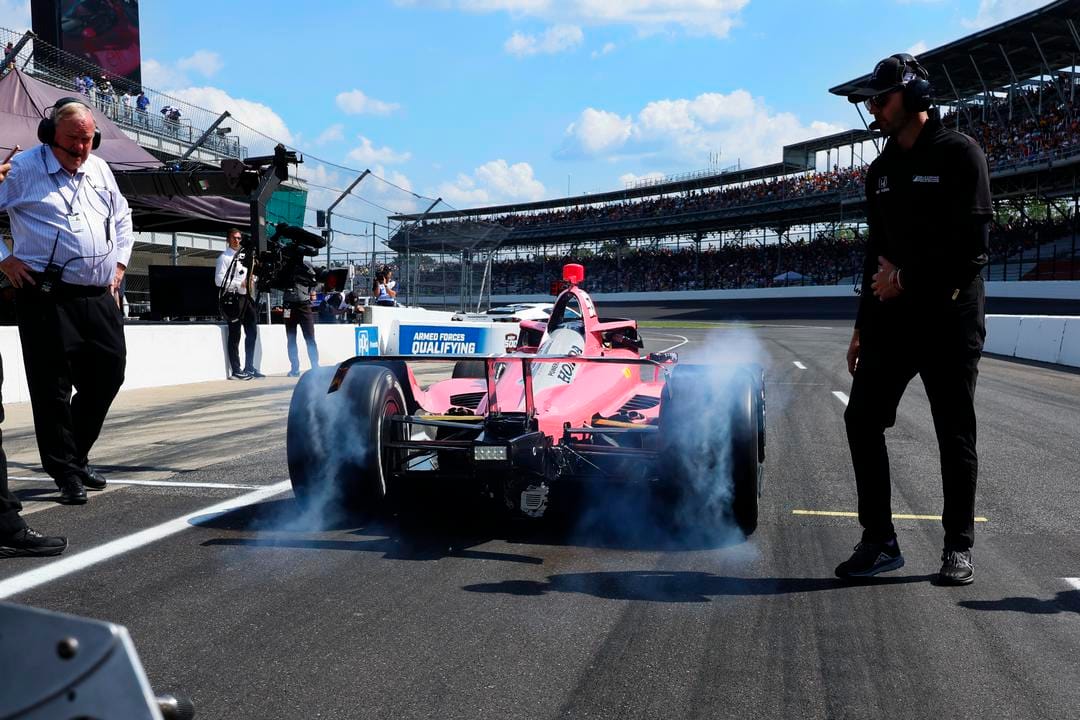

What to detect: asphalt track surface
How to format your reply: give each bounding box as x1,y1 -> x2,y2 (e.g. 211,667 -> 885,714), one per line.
2,321 -> 1079,720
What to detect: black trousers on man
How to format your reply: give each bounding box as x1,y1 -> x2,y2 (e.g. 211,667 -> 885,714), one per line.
0,355 -> 27,535
844,287 -> 985,552
227,296 -> 258,374
15,283 -> 126,487
285,302 -> 319,373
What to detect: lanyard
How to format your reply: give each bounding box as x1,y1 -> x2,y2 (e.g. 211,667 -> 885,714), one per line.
42,144 -> 87,216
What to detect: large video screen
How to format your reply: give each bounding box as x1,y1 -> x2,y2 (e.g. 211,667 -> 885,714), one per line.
58,0 -> 142,87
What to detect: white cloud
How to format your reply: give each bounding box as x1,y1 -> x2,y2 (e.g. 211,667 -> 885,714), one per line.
560,90 -> 844,169
906,40 -> 929,56
346,135 -> 412,165
177,50 -> 224,77
335,89 -> 401,116
141,58 -> 190,91
962,0 -> 1046,29
314,123 -> 345,145
561,108 -> 634,156
505,24 -> 584,56
591,41 -> 617,59
165,86 -> 295,150
619,171 -> 665,187
435,159 -> 546,206
399,0 -> 749,38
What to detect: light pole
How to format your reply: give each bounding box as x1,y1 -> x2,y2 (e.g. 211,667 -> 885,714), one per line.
326,168 -> 370,267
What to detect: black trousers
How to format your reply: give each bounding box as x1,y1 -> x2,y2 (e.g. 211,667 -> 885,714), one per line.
0,355 -> 27,535
226,296 -> 258,373
285,302 -> 319,372
844,306 -> 983,552
15,285 -> 126,486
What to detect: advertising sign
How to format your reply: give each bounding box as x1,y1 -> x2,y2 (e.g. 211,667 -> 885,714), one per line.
355,326 -> 380,356
398,325 -> 489,356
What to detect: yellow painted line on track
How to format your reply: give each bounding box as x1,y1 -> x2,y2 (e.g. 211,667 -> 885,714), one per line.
793,509 -> 988,522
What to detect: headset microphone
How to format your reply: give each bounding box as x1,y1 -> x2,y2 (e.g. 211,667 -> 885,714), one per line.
868,120 -> 881,131
51,144 -> 82,158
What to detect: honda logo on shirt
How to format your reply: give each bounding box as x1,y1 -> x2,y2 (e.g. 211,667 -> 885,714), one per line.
877,176 -> 890,194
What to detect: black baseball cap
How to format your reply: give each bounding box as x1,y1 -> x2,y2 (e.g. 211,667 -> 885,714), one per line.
845,55 -> 909,103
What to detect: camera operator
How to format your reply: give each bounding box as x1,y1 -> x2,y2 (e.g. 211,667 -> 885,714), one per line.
284,264 -> 319,377
214,227 -> 262,380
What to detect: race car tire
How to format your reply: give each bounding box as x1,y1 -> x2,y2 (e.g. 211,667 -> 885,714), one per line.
658,364 -> 763,537
452,360 -> 486,379
287,365 -> 407,512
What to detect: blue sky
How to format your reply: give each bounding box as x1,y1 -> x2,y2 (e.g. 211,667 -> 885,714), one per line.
1,0 -> 1050,250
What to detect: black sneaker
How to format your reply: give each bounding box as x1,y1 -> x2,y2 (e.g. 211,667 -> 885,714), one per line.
0,527 -> 67,557
229,371 -> 253,381
835,540 -> 905,578
938,549 -> 974,585
244,369 -> 265,379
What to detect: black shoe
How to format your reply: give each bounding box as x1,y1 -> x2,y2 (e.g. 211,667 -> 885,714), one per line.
0,526 -> 67,557
82,465 -> 107,490
56,477 -> 87,505
938,549 -> 974,585
287,369 -> 300,377
229,371 -> 253,381
244,369 -> 265,379
835,540 -> 905,578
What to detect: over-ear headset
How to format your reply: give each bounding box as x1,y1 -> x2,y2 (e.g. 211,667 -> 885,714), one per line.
37,96 -> 102,149
890,53 -> 932,113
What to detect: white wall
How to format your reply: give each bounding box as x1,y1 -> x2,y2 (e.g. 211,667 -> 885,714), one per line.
0,324 -> 362,405
985,315 -> 1080,368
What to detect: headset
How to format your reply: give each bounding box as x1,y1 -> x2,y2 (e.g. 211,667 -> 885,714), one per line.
37,96 -> 101,150
890,53 -> 933,113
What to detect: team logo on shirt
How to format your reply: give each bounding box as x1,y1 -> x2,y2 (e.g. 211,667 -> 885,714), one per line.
877,176 -> 890,194
912,175 -> 940,183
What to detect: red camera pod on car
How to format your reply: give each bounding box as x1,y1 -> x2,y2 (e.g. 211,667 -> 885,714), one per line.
562,263 -> 585,286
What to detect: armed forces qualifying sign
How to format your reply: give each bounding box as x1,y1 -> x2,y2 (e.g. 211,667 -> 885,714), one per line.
400,325 -> 489,355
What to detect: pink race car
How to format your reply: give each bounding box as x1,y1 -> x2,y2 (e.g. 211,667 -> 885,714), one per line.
287,264 -> 766,535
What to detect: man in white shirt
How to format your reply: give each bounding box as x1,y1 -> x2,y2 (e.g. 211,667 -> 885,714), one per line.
0,97 -> 132,505
214,227 -> 262,380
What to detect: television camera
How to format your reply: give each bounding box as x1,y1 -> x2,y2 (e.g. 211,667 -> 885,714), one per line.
243,222 -> 330,296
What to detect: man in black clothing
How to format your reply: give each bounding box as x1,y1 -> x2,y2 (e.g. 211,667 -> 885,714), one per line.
0,354 -> 66,557
284,266 -> 319,377
833,54 -> 992,585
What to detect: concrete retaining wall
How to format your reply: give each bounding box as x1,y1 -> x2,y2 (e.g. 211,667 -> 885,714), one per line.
0,324 -> 362,405
985,315 -> 1080,368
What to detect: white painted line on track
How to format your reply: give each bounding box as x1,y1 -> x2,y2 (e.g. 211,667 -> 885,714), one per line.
793,361 -> 807,370
1065,578 -> 1080,591
0,481 -> 291,600
649,332 -> 689,354
832,391 -> 850,405
10,476 -> 262,491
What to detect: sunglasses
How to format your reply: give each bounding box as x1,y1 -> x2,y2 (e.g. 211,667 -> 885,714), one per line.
864,88 -> 900,111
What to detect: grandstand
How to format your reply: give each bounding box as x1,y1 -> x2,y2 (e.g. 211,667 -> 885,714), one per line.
389,0 -> 1080,303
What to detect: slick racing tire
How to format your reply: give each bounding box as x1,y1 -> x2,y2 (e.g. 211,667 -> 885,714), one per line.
287,365 -> 407,513
658,364 -> 763,537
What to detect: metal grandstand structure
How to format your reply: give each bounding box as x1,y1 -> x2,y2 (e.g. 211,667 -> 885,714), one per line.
389,0 -> 1080,295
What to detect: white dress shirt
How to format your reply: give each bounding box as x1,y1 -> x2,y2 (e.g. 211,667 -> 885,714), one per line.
215,246 -> 251,295
0,144 -> 133,287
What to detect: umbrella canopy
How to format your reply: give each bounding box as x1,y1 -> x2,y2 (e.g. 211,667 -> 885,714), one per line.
773,270 -> 806,282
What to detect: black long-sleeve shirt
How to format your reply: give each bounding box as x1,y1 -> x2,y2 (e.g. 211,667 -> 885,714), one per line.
855,117 -> 992,332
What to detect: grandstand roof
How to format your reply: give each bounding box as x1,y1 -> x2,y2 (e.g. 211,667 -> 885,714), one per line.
830,0 -> 1080,102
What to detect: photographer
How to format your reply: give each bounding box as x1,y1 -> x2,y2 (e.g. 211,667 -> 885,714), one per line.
372,270 -> 396,307
284,264 -> 319,377
214,227 -> 261,380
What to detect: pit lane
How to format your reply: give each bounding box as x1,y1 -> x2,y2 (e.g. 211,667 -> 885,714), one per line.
1,322 -> 1078,719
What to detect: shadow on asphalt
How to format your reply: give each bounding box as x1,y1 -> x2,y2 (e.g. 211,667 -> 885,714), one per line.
194,481 -> 761,561
461,570 -> 936,602
957,590 -> 1080,615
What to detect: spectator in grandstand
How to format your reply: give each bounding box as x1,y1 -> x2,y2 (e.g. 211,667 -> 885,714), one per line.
3,41 -> 13,75
135,91 -> 150,128
215,227 -> 262,380
836,53 -> 991,586
0,353 -> 66,557
119,89 -> 132,124
82,74 -> 95,105
0,97 -> 133,506
98,76 -> 113,117
284,268 -> 319,377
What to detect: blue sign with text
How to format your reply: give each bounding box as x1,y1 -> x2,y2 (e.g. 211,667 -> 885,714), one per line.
355,326 -> 380,356
398,325 -> 489,355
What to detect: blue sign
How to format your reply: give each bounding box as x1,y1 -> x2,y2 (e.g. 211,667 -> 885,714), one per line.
399,325 -> 490,355
355,326 -> 380,356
